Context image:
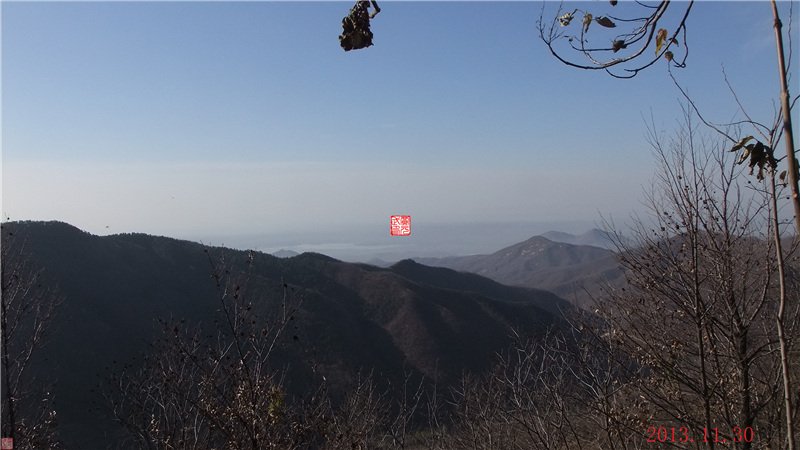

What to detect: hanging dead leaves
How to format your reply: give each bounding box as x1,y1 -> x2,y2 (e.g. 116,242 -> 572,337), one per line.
339,1 -> 381,51
731,136 -> 781,182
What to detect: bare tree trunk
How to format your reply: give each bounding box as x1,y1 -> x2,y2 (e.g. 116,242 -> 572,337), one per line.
770,167 -> 796,450
771,0 -> 800,235
770,3 -> 796,448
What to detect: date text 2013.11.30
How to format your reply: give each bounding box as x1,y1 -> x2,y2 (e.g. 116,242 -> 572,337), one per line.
647,427 -> 753,444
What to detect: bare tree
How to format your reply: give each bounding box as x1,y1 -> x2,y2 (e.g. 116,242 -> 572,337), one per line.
1,224 -> 63,448
541,4 -> 800,437
538,1 -> 692,78
323,371 -> 387,449
597,112 -> 799,449
538,0 -> 800,239
105,249 -> 311,449
428,321 -> 654,450
670,63 -> 799,447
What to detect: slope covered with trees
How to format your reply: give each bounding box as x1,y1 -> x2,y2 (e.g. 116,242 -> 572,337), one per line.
0,221 -> 567,447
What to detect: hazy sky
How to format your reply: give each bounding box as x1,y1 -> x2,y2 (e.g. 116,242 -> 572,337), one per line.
2,1 -> 798,256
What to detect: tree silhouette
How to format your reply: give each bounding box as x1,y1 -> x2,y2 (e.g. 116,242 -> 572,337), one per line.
538,1 -> 692,78
539,1 -> 799,243
1,224 -> 63,448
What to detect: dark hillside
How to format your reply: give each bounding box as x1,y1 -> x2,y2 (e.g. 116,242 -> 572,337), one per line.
389,258 -> 570,315
1,221 -> 570,448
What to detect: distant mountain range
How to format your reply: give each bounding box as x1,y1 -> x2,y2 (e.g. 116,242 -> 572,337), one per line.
415,231 -> 625,307
272,248 -> 300,258
2,221 -> 574,448
539,228 -> 625,249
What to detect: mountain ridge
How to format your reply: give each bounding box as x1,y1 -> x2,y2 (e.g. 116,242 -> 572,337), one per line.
415,233 -> 623,306
1,220 -> 572,447
539,228 -> 622,249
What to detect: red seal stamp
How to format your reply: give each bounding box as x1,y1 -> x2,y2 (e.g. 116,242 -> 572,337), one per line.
390,215 -> 411,236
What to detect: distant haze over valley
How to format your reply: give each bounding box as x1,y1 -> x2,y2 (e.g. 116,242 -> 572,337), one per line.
191,220 -> 607,263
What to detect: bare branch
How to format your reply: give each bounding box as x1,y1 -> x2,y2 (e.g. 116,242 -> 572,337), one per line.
538,1 -> 693,78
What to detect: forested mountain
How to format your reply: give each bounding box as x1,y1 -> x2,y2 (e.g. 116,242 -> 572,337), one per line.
539,228 -> 622,249
416,235 -> 623,307
1,221 -> 570,448
7,220 -> 796,449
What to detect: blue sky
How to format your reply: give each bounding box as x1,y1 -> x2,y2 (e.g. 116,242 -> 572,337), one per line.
2,1 -> 798,257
